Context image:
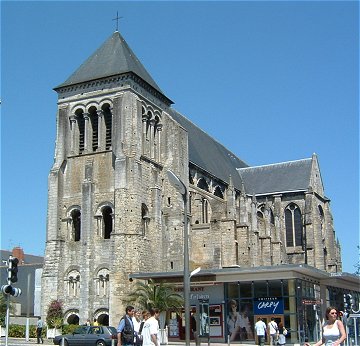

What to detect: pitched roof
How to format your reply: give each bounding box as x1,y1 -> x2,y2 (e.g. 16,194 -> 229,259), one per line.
56,31 -> 163,94
169,109 -> 248,188
238,158 -> 312,195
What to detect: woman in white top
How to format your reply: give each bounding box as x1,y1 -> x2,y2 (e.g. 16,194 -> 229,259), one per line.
304,306 -> 346,346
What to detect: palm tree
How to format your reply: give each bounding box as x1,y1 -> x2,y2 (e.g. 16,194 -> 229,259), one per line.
125,279 -> 184,328
126,279 -> 184,312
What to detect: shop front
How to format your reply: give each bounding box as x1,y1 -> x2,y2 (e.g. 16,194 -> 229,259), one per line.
129,264 -> 360,344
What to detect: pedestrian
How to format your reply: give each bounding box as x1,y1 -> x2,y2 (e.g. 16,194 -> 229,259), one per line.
191,310 -> 199,346
93,318 -> 99,326
133,309 -> 142,346
277,322 -> 287,346
254,317 -> 267,346
141,308 -> 160,346
36,316 -> 44,344
268,317 -> 278,346
117,305 -> 135,346
304,306 -> 346,346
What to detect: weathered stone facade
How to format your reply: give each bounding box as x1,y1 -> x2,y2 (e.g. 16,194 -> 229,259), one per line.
41,31 -> 342,326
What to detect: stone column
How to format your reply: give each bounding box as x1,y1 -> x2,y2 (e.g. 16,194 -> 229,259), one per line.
83,113 -> 90,153
156,123 -> 162,162
69,115 -> 77,155
149,119 -> 155,159
97,110 -> 104,151
142,116 -> 148,156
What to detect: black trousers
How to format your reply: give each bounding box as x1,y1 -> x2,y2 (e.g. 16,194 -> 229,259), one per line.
36,328 -> 43,343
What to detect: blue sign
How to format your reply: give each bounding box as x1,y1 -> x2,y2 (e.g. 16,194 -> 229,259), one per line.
254,298 -> 284,315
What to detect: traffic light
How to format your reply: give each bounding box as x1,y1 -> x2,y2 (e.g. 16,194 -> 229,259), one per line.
8,257 -> 19,283
343,293 -> 353,313
1,284 -> 21,297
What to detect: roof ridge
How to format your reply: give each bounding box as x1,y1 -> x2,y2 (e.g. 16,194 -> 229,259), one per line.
238,157 -> 312,170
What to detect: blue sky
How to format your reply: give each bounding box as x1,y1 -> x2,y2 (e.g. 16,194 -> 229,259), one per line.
1,1 -> 359,273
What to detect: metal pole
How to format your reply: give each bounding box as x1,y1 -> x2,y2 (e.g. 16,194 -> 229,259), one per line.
5,294 -> 10,346
26,273 -> 31,341
183,193 -> 190,346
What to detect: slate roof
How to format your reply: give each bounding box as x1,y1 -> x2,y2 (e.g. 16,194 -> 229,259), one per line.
56,31 -> 164,95
169,109 -> 248,188
238,158 -> 312,196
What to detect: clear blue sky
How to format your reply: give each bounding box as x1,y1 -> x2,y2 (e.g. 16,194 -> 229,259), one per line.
1,1 -> 359,273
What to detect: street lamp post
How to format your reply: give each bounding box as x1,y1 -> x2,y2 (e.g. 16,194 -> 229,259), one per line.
167,169 -> 190,346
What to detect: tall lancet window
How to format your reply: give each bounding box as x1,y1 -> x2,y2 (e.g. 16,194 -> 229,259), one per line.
89,106 -> 99,152
76,109 -> 85,154
103,104 -> 112,150
285,203 -> 303,247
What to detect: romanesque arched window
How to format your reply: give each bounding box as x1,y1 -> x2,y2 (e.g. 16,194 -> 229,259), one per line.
95,268 -> 110,297
89,106 -> 98,152
95,203 -> 114,239
76,109 -> 85,154
285,203 -> 303,247
103,104 -> 112,150
102,207 -> 113,239
71,209 -> 81,242
66,270 -> 80,297
141,203 -> 150,235
141,106 -> 162,161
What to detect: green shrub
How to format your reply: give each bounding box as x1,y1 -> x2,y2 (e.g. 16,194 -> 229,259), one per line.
62,324 -> 80,334
8,324 -> 47,338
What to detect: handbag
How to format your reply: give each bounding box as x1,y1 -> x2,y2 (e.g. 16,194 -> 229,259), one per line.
282,327 -> 287,336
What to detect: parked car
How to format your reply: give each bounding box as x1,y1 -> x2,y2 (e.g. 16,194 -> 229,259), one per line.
53,325 -> 118,346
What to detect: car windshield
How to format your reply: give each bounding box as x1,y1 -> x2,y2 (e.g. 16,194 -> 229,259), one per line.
73,326 -> 89,334
108,326 -> 117,335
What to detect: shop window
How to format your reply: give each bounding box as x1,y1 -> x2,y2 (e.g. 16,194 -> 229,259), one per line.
253,281 -> 268,297
268,280 -> 282,296
239,282 -> 252,298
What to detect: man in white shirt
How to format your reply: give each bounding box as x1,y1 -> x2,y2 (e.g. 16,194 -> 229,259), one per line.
268,317 -> 278,346
141,308 -> 160,346
254,317 -> 267,346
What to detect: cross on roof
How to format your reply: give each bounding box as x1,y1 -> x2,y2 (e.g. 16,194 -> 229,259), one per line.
112,11 -> 123,32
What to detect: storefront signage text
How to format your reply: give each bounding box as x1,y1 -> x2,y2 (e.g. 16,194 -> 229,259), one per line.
254,297 -> 284,314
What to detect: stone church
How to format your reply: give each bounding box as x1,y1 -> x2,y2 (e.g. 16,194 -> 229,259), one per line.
41,30 -> 342,326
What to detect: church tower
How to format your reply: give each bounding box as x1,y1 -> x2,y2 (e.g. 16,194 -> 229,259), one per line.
41,31 -> 188,325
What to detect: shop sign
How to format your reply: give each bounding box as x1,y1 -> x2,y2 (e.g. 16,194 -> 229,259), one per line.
254,297 -> 284,314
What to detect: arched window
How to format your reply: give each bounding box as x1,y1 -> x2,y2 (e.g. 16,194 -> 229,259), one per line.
285,203 -> 303,247
66,270 -> 80,297
89,107 -> 98,152
141,106 -> 162,161
102,207 -> 113,239
141,203 -> 150,235
214,186 -> 224,199
95,269 -> 110,297
318,205 -> 325,236
257,205 -> 265,219
103,105 -> 112,150
201,198 -> 209,223
71,209 -> 81,242
76,110 -> 85,153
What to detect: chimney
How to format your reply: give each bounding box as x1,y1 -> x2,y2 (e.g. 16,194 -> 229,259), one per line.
12,247 -> 25,264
